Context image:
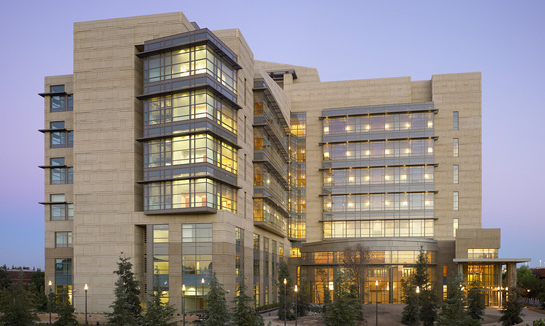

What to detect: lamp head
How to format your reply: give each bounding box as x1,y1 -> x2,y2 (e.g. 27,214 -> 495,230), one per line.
294,285 -> 298,292
416,286 -> 420,294
48,280 -> 52,286
329,284 -> 333,291
201,278 -> 205,284
84,284 -> 88,291
283,278 -> 287,285
375,280 -> 378,286
182,284 -> 186,292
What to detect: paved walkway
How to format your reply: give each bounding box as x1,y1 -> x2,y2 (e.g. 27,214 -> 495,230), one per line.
261,306 -> 545,326
482,307 -> 545,325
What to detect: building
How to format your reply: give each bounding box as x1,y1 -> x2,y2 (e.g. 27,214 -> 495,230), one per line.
40,12 -> 528,313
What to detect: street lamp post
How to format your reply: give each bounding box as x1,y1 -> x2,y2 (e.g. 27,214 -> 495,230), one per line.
283,278 -> 287,326
182,284 -> 186,326
294,285 -> 298,326
84,284 -> 88,326
48,281 -> 52,325
201,277 -> 205,317
375,280 -> 378,326
416,286 -> 420,326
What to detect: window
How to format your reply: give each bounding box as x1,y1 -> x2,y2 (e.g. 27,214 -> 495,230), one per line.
144,134 -> 237,173
51,85 -> 65,92
153,225 -> 170,302
55,258 -> 72,298
453,192 -> 459,211
453,165 -> 459,184
50,158 -> 73,185
453,139 -> 459,157
144,90 -> 237,133
55,232 -> 72,248
468,248 -> 498,259
453,111 -> 459,130
144,45 -> 237,93
145,178 -> 236,212
50,194 -> 73,221
50,122 -> 73,148
50,86 -> 73,112
236,228 -> 244,283
182,224 -> 212,313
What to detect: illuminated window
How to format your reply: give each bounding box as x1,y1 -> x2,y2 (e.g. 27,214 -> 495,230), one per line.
453,218 -> 459,237
453,138 -> 459,157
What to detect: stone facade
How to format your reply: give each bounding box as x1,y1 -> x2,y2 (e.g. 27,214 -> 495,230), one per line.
41,11 -> 508,313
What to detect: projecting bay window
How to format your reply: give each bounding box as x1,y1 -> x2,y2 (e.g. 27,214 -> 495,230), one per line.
144,90 -> 237,133
144,134 -> 237,173
50,158 -> 73,185
253,198 -> 287,235
144,45 -> 237,93
144,179 -> 236,212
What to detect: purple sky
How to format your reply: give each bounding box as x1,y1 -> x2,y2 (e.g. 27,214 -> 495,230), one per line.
1,1 -> 544,269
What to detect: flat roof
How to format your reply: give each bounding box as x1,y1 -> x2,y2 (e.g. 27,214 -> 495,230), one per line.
453,258 -> 531,263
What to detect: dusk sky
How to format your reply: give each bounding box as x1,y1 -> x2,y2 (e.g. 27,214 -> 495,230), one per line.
1,0 -> 543,269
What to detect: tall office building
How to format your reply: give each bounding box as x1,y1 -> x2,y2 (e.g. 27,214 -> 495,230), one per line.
40,12 -> 527,313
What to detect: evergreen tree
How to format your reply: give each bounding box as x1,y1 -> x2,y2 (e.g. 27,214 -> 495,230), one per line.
54,294 -> 79,326
202,273 -> 230,326
29,281 -> 48,312
401,249 -> 438,326
321,280 -> 331,315
232,280 -> 264,326
401,281 -> 419,326
107,256 -> 143,326
277,261 -> 294,321
499,291 -> 524,326
0,274 -> 39,326
467,280 -> 485,321
0,264 -> 9,297
436,275 -> 478,326
322,271 -> 359,326
295,276 -> 311,318
142,284 -> 176,326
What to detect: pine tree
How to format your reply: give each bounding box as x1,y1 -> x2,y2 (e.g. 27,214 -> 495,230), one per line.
232,280 -> 264,326
0,274 -> 40,326
107,256 -> 143,326
322,280 -> 331,315
322,271 -> 359,326
499,291 -> 524,326
277,261 -> 294,321
202,273 -> 230,326
54,294 -> 79,326
142,284 -> 176,326
295,277 -> 311,318
436,275 -> 478,326
467,280 -> 485,321
0,265 -> 9,291
401,249 -> 438,326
